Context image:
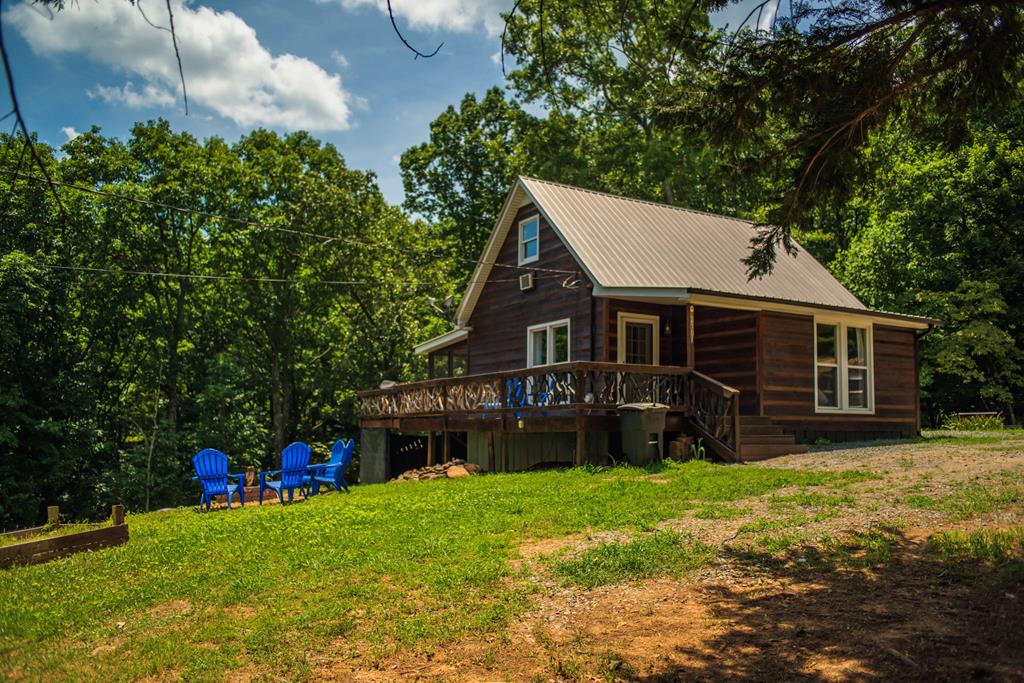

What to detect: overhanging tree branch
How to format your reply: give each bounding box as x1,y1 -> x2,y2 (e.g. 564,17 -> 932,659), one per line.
387,0 -> 442,59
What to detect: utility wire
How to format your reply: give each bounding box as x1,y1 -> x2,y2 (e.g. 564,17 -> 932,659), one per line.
0,167 -> 580,276
31,261 -> 565,288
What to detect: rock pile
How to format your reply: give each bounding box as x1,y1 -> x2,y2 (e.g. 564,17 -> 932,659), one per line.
392,459 -> 483,482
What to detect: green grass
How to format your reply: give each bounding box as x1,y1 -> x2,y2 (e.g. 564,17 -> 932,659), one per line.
927,527 -> 1024,581
903,483 -> 1022,520
550,531 -> 714,588
0,522 -> 104,548
0,460 -> 869,680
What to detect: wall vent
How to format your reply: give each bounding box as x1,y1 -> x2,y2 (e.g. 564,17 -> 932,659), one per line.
519,272 -> 535,291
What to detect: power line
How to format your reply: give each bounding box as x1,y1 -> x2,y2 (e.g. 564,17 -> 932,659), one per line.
0,167 -> 580,276
31,261 -> 566,288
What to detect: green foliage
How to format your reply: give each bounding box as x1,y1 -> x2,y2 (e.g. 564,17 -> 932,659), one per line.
400,87 -> 532,273
941,413 -> 1006,431
834,112 -> 1024,422
667,1 -> 1024,275
0,121 -> 447,525
551,531 -> 714,588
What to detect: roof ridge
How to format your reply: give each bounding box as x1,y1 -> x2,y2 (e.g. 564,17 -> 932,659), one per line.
518,175 -> 758,226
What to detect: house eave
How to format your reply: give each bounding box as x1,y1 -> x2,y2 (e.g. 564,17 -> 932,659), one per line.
413,327 -> 470,355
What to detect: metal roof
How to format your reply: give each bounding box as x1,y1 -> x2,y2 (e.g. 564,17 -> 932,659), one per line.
519,176 -> 867,310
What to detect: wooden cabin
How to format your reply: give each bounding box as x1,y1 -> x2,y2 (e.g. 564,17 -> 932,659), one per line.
358,177 -> 936,482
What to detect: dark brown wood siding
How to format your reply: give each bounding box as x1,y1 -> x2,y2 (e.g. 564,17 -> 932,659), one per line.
760,312 -> 919,441
466,203 -> 595,374
693,306 -> 760,414
600,299 -> 687,366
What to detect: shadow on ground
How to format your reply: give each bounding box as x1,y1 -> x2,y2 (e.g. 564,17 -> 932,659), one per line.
623,531 -> 1024,682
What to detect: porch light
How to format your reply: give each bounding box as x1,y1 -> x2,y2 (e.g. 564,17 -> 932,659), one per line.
662,320 -> 672,336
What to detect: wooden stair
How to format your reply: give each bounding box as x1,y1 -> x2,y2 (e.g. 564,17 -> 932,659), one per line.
738,416 -> 808,461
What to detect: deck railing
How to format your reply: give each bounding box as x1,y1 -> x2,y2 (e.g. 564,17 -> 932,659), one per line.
359,362 -> 742,455
689,371 -> 742,458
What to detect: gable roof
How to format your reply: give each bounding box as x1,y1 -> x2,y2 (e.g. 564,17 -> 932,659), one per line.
455,177 -> 931,329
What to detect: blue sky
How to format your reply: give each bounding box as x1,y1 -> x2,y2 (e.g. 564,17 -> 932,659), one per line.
2,0 -> 763,205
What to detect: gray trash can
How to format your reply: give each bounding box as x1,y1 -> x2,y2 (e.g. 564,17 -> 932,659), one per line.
618,403 -> 669,465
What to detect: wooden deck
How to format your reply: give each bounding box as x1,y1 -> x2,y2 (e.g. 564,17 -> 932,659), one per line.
359,361 -> 742,461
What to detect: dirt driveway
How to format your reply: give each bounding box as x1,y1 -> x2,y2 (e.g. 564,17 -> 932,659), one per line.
345,433 -> 1024,682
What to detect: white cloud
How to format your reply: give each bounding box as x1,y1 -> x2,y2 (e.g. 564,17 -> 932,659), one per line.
331,0 -> 509,35
8,0 -> 357,131
60,126 -> 80,141
331,50 -> 349,69
88,82 -> 177,108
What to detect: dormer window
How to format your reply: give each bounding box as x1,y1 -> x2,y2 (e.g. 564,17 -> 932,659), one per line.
518,216 -> 539,265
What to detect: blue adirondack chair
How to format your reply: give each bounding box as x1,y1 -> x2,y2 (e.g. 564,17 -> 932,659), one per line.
259,441 -> 311,504
305,439 -> 355,495
192,449 -> 246,511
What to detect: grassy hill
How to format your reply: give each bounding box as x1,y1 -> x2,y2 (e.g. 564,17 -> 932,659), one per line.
0,460 -> 869,680
2,434 -> 1023,681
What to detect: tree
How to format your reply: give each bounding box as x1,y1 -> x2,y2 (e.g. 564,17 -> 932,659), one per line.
834,110 -> 1024,421
663,0 -> 1024,275
503,0 -> 720,206
400,88 -> 532,268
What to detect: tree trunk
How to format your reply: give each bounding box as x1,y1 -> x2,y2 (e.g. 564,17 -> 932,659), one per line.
661,177 -> 675,205
270,347 -> 285,468
165,282 -> 187,432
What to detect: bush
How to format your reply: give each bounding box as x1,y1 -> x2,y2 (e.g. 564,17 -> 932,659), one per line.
941,413 -> 1005,431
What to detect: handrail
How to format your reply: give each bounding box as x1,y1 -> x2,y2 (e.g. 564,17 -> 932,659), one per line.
360,361 -> 742,461
689,371 -> 741,455
690,370 -> 740,397
358,362 -> 694,398
360,362 -> 695,418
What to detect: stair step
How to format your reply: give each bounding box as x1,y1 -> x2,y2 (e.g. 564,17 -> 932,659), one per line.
741,434 -> 797,445
739,416 -> 775,425
738,443 -> 809,461
740,424 -> 786,436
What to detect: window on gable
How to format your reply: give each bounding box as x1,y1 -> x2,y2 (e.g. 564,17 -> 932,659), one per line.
519,216 -> 539,265
815,320 -> 873,412
527,319 -> 570,367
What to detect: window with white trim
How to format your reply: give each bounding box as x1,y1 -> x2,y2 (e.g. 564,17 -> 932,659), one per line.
518,216 -> 539,265
815,319 -> 873,412
527,319 -> 570,367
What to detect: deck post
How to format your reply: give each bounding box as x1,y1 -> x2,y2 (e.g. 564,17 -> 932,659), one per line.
442,430 -> 451,464
487,432 -> 496,472
575,416 -> 586,467
686,304 -> 695,368
732,392 -> 742,456
426,431 -> 435,466
359,428 -> 391,484
500,432 -> 509,473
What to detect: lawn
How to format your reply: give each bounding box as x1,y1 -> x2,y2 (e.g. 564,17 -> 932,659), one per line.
0,432 -> 1022,681
0,461 -> 866,681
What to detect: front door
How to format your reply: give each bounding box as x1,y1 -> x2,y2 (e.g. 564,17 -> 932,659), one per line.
617,313 -> 660,365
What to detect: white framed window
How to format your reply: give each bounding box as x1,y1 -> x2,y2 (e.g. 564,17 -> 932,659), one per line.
518,215 -> 540,265
616,312 -> 660,365
814,317 -> 874,413
527,318 -> 570,367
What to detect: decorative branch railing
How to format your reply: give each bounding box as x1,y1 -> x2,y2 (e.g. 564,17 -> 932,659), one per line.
688,371 -> 741,457
359,362 -> 694,419
359,362 -> 742,457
